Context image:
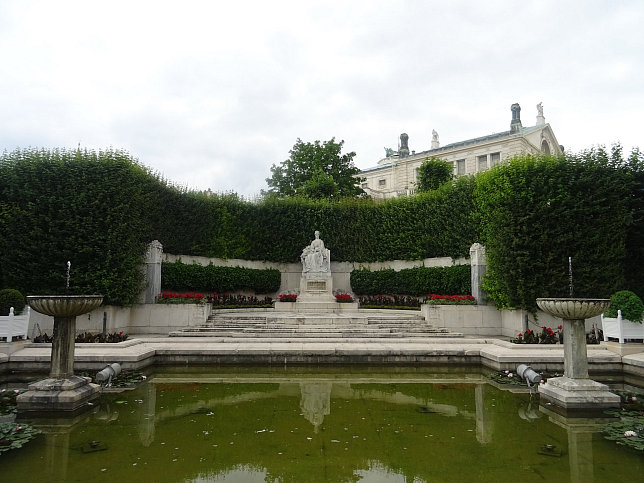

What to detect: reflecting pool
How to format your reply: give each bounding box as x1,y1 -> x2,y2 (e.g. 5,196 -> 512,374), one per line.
4,367 -> 643,482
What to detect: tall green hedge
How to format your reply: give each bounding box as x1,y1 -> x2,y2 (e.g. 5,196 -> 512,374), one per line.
161,261 -> 281,294
0,148 -> 166,305
475,149 -> 640,311
2,146 -> 642,310
350,265 -> 471,296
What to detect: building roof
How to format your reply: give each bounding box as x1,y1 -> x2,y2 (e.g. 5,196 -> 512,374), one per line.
360,125 -> 545,174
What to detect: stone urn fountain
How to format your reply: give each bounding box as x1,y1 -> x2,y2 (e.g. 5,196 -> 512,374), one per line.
536,297 -> 620,411
17,294 -> 103,414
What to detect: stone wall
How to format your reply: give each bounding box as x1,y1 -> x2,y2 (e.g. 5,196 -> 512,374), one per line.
421,304 -> 601,337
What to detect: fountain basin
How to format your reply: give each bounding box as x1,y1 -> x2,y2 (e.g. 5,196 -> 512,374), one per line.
536,297 -> 619,411
18,294 -> 103,415
27,295 -> 103,317
536,298 -> 610,320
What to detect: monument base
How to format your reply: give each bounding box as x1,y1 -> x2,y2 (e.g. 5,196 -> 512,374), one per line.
538,376 -> 620,411
299,272 -> 335,302
17,375 -> 101,414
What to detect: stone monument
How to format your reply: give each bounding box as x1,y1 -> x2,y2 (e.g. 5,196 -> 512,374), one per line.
298,230 -> 335,304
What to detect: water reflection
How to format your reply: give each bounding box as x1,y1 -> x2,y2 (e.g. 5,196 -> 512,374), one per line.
5,369 -> 642,482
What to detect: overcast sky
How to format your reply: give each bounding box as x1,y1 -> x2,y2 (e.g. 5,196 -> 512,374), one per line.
1,1 -> 642,198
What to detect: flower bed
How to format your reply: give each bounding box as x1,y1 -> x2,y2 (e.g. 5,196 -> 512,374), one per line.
209,293 -> 273,308
335,293 -> 354,303
511,325 -> 602,345
358,294 -> 422,310
32,331 -> 128,343
157,292 -> 205,304
157,291 -> 273,308
278,293 -> 297,303
425,294 -> 476,305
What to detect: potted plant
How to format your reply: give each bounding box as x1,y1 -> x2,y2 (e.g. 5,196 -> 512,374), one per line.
601,290 -> 644,343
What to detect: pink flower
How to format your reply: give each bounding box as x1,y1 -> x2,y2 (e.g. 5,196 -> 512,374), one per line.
504,370 -> 509,374
624,430 -> 637,437
540,380 -> 545,384
508,373 -> 513,378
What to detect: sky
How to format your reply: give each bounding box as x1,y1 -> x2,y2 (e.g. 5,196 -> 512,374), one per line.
1,0 -> 642,198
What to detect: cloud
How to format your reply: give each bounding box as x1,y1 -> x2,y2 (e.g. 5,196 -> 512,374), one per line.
1,1 -> 642,197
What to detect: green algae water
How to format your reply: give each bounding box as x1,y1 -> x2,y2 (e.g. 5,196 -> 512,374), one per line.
3,367 -> 643,482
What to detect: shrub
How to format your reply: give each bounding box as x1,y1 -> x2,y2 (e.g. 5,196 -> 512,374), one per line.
162,261 -> 281,294
351,265 -> 471,296
604,290 -> 644,323
0,289 -> 25,316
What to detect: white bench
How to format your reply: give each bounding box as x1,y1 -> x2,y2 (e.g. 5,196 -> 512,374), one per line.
0,306 -> 30,341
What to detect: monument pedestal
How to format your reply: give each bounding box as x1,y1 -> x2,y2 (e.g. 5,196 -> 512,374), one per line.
17,375 -> 101,414
538,376 -> 620,411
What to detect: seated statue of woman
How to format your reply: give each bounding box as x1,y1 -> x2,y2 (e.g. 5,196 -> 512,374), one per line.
301,230 -> 330,273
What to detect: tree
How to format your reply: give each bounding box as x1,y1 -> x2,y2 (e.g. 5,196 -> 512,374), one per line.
416,157 -> 453,192
265,138 -> 365,199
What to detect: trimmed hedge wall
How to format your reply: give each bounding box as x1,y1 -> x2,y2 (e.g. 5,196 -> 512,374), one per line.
0,148 -> 165,305
350,265 -> 471,297
2,146 -> 642,311
154,176 -> 478,263
161,261 -> 281,294
476,148 -> 640,311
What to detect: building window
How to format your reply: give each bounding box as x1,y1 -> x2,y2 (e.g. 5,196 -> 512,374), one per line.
361,183 -> 368,188
378,179 -> 386,187
477,155 -> 488,171
490,152 -> 500,167
456,159 -> 465,175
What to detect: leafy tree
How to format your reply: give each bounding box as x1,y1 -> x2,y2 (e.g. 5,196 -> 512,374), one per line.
265,138 -> 365,199
416,157 -> 453,192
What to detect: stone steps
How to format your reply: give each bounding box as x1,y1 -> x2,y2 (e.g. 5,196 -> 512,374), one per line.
169,310 -> 461,338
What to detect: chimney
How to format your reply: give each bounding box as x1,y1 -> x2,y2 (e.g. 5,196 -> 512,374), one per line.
510,103 -> 522,133
399,133 -> 409,158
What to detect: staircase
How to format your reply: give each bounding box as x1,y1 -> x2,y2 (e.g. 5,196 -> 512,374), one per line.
169,310 -> 462,339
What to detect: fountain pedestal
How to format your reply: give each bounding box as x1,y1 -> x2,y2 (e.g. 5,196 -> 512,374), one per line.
536,298 -> 620,411
17,295 -> 103,414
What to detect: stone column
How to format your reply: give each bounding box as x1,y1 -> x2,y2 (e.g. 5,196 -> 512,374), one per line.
563,318 -> 589,379
470,243 -> 487,305
50,316 -> 76,379
142,240 -> 163,304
